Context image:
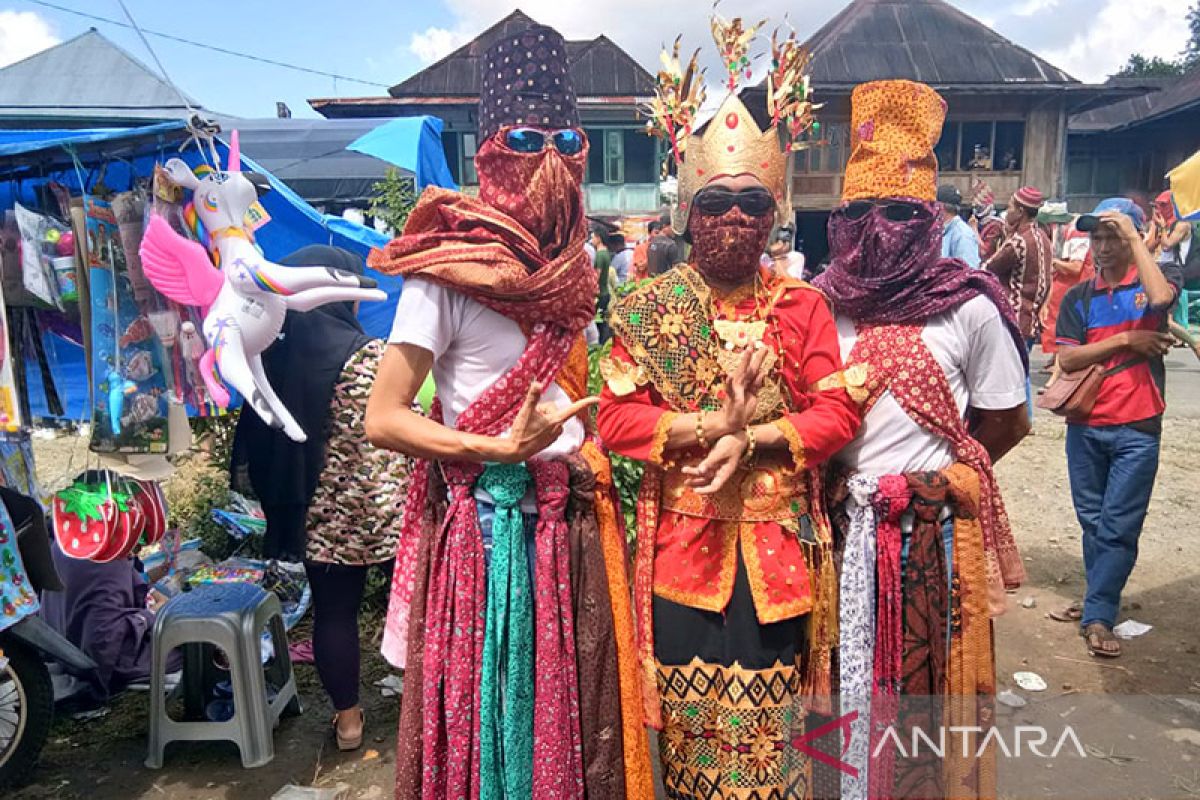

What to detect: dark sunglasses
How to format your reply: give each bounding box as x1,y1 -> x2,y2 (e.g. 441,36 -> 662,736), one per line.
842,200 -> 928,223
693,187 -> 777,218
501,127 -> 586,156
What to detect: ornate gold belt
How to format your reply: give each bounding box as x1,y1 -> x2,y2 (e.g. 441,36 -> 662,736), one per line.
661,454 -> 810,523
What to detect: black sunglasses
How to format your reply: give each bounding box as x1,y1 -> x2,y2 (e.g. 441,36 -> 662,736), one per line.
842,200 -> 928,223
693,187 -> 776,218
502,127 -> 586,156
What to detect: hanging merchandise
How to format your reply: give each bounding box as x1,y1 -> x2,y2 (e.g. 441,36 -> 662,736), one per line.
51,471 -> 164,562
12,203 -> 65,309
147,167 -> 224,416
85,196 -> 172,453
0,497 -> 38,627
138,131 -> 386,442
0,278 -> 21,433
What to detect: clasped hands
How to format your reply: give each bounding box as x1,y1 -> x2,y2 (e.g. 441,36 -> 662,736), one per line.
683,345 -> 768,495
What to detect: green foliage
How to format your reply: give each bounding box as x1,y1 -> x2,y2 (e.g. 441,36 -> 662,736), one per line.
1114,53 -> 1185,78
1187,2 -> 1200,70
370,168 -> 418,235
163,454 -> 237,559
611,453 -> 644,546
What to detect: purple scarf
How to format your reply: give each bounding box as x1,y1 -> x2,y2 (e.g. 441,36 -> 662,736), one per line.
815,200 -> 1027,369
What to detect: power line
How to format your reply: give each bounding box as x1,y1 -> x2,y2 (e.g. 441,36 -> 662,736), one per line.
26,0 -> 390,88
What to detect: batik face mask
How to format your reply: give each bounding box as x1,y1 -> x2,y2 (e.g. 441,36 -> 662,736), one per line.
688,200 -> 774,284
826,198 -> 940,281
475,132 -> 588,255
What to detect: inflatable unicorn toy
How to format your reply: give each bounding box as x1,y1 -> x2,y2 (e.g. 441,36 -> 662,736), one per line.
139,131 -> 386,442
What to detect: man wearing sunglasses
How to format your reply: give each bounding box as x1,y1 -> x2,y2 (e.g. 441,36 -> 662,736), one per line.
814,80 -> 1030,799
365,24 -> 649,800
598,51 -> 860,796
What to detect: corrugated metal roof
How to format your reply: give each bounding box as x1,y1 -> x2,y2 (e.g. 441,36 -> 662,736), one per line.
1070,71 -> 1200,133
803,0 -> 1078,88
0,29 -> 200,121
387,10 -> 654,99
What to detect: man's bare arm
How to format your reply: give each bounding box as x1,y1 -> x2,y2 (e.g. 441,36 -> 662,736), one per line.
970,405 -> 1029,464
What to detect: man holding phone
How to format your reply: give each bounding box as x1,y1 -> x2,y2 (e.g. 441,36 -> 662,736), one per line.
1053,197 -> 1180,658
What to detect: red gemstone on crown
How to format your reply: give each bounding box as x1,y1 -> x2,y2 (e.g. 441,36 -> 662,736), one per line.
726,113 -> 739,129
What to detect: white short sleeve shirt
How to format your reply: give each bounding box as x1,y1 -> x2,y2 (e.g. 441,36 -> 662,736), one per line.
388,277 -> 584,459
834,295 -> 1026,476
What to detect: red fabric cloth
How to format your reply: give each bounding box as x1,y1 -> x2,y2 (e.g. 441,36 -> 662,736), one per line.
869,475 -> 909,800
1041,246 -> 1095,354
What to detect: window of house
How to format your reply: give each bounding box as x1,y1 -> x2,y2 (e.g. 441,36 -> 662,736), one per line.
1067,157 -> 1094,195
442,131 -> 461,185
934,122 -> 960,171
1094,157 -> 1122,195
604,130 -> 625,184
585,127 -> 604,183
950,121 -> 1024,172
795,122 -> 849,174
461,133 -> 479,185
623,129 -> 657,184
993,122 -> 1024,171
959,122 -> 994,171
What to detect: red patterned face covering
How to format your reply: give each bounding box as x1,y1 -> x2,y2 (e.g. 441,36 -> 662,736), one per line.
475,134 -> 588,255
688,205 -> 774,284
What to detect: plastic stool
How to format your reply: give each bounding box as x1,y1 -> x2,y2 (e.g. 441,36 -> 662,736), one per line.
145,582 -> 301,768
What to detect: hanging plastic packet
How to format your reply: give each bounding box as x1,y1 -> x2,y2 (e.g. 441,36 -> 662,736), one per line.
85,196 -> 172,454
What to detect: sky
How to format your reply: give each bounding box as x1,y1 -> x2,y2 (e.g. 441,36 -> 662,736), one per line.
0,0 -> 1193,119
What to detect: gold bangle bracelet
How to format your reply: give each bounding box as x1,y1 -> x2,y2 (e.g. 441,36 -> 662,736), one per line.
740,425 -> 757,466
696,410 -> 711,450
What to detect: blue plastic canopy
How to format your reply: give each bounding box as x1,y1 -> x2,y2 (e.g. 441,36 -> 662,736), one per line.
0,118 -> 457,419
347,116 -> 458,191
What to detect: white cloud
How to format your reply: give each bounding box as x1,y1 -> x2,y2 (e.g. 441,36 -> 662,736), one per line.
0,10 -> 59,68
1040,0 -> 1191,81
408,25 -> 472,64
419,0 -> 1191,87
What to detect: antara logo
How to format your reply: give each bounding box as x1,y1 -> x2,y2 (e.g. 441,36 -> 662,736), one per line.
790,710 -> 1087,775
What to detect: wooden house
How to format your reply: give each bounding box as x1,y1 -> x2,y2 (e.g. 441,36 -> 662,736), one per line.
1068,73 -> 1200,212
744,0 -> 1120,262
309,10 -> 660,216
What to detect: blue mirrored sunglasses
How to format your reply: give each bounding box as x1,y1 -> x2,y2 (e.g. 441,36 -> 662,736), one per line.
502,127 -> 586,156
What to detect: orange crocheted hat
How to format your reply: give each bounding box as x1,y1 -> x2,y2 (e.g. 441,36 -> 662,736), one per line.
841,79 -> 947,202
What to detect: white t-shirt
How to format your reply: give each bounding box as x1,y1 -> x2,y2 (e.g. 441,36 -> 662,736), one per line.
388,277 -> 584,462
834,295 -> 1026,476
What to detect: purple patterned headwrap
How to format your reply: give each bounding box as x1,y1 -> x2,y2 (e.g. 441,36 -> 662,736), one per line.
814,199 -> 1028,370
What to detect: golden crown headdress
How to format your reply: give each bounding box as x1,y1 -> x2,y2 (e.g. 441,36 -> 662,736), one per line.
643,9 -> 821,231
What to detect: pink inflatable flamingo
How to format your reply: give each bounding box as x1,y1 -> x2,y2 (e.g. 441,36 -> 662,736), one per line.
138,131 -> 386,442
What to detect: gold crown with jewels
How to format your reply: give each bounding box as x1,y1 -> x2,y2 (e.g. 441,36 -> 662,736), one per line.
643,12 -> 821,231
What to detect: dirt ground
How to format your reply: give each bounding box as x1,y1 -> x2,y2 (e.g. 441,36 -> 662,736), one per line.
10,348 -> 1200,799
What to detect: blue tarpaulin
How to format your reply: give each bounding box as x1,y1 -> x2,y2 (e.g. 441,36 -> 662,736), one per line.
347,116 -> 458,191
0,118 -> 455,420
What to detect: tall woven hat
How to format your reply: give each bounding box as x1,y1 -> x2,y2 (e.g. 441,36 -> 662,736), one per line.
841,79 -> 947,202
478,25 -> 579,141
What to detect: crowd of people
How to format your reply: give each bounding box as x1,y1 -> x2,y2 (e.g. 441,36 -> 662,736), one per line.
180,16 -> 1193,800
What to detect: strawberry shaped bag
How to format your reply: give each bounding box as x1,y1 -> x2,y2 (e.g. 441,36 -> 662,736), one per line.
53,481 -> 118,561
134,480 -> 168,546
93,481 -> 142,563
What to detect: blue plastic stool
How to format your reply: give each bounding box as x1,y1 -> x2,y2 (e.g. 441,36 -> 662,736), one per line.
145,582 -> 301,768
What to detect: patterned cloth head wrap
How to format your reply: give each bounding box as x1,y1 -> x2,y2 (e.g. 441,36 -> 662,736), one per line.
814,200 -> 1028,371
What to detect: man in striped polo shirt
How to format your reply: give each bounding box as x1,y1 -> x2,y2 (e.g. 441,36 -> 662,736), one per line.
1054,197 -> 1181,658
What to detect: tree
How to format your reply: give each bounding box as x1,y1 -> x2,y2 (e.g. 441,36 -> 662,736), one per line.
1185,1 -> 1200,70
369,168 -> 418,235
1114,53 -> 1185,78
1110,0 -> 1200,78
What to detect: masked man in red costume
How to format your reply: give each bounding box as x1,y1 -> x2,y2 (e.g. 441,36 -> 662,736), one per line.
597,19 -> 860,799
366,24 -> 652,800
